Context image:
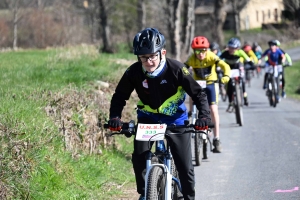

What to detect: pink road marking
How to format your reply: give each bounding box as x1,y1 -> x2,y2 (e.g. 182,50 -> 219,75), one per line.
274,187 -> 299,193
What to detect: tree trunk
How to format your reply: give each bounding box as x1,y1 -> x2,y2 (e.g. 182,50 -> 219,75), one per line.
212,0 -> 227,47
137,0 -> 146,31
13,1 -> 19,50
182,0 -> 195,56
166,0 -> 183,60
98,0 -> 114,53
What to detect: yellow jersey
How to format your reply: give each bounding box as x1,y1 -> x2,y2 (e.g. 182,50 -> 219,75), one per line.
246,50 -> 258,65
185,50 -> 231,82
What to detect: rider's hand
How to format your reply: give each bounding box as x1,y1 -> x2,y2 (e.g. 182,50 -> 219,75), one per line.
108,117 -> 122,131
221,76 -> 230,84
195,118 -> 209,130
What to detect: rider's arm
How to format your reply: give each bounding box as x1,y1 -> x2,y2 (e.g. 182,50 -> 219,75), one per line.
277,49 -> 286,64
216,59 -> 231,77
109,66 -> 135,119
179,66 -> 211,120
248,50 -> 258,65
285,53 -> 292,66
237,49 -> 251,62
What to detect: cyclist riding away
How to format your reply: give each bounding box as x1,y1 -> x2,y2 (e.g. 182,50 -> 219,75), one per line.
185,36 -> 231,153
262,40 -> 286,101
107,28 -> 211,200
220,38 -> 253,110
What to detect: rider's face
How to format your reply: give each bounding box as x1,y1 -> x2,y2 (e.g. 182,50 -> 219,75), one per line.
139,49 -> 166,72
270,45 -> 277,52
228,47 -> 237,55
194,49 -> 207,60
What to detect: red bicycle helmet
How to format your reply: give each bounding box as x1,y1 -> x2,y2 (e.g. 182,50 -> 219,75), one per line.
243,45 -> 252,52
191,36 -> 209,49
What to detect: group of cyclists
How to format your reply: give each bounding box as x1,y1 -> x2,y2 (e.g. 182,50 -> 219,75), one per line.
106,27 -> 293,200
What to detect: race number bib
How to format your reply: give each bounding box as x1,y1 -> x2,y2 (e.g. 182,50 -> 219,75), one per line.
135,124 -> 167,141
230,69 -> 240,78
196,80 -> 206,88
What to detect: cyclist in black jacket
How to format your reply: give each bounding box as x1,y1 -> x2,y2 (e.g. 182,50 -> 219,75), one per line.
107,28 -> 211,200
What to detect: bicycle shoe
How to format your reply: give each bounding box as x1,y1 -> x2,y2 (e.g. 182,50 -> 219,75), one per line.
212,138 -> 222,153
244,97 -> 249,106
138,195 -> 145,200
226,103 -> 234,112
281,91 -> 286,98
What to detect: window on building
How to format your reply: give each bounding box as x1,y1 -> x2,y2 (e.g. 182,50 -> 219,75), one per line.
256,10 -> 259,22
268,9 -> 271,19
274,8 -> 278,22
262,11 -> 265,23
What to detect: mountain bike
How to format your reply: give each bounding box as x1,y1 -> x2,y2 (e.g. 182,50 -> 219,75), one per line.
104,121 -> 213,199
229,69 -> 244,126
266,65 -> 279,107
190,103 -> 214,166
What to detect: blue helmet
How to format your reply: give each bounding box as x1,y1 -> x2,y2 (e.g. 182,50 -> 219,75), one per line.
228,38 -> 241,49
133,28 -> 166,55
209,42 -> 220,51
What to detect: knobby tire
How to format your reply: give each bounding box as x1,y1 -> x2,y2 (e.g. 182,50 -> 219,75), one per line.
234,83 -> 243,126
146,166 -> 165,200
194,132 -> 203,166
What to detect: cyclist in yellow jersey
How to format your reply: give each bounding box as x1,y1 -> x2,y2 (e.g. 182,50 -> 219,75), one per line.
243,44 -> 258,86
185,36 -> 231,153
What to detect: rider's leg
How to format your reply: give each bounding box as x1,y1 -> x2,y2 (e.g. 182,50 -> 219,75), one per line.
132,118 -> 155,196
206,84 -> 221,153
169,131 -> 195,200
241,77 -> 249,106
226,79 -> 234,111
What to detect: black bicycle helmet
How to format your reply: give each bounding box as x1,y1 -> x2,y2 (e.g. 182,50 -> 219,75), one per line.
133,28 -> 166,55
268,40 -> 277,46
209,42 -> 220,51
228,38 -> 241,49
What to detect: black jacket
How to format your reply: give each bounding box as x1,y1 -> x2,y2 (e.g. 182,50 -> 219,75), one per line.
109,58 -> 211,121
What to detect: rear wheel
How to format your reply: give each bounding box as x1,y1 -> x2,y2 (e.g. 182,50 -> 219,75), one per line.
194,133 -> 203,166
146,166 -> 165,200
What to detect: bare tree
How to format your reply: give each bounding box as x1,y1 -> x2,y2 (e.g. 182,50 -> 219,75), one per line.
137,0 -> 146,31
283,0 -> 300,27
182,0 -> 195,56
3,0 -> 35,50
165,0 -> 183,60
229,0 -> 249,36
98,0 -> 114,53
212,0 -> 227,46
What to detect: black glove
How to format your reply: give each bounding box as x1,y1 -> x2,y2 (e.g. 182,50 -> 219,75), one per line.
108,117 -> 122,131
195,118 -> 209,130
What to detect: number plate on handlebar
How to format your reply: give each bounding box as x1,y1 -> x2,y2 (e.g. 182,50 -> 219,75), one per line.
196,80 -> 206,88
135,124 -> 167,141
230,69 -> 240,78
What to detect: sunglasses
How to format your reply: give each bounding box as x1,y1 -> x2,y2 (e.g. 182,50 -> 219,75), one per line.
194,49 -> 207,54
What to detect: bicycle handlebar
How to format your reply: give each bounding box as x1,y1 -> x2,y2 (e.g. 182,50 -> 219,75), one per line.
103,120 -> 214,136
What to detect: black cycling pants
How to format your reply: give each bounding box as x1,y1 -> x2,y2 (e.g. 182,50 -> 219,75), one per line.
132,117 -> 195,200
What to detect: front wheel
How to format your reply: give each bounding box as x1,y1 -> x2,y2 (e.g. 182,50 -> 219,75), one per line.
234,83 -> 243,126
146,166 -> 165,200
194,133 -> 203,166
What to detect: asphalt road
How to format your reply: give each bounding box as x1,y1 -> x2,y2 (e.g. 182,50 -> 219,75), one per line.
192,71 -> 300,199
